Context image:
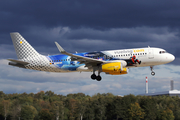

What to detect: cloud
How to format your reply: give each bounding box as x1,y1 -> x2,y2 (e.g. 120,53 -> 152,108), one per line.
1,58 -> 180,96
1,0 -> 180,30
3,26 -> 179,60
0,44 -> 15,59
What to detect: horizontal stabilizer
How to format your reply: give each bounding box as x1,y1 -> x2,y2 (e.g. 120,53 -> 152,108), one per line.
7,59 -> 29,65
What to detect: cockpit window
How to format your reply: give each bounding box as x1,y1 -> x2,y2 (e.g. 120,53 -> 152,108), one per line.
159,51 -> 167,54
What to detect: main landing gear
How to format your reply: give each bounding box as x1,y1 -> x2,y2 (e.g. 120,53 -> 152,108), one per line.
91,70 -> 102,81
91,74 -> 102,81
150,66 -> 155,76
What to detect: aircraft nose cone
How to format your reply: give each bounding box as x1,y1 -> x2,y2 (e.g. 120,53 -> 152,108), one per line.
170,54 -> 175,62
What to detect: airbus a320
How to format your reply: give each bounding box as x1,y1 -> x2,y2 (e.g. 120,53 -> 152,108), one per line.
8,32 -> 175,81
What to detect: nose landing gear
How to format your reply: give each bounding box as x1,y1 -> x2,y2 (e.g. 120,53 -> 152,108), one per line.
150,66 -> 155,76
151,71 -> 155,76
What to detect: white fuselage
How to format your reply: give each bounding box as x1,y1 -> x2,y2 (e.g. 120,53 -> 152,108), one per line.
102,47 -> 175,68
22,47 -> 174,73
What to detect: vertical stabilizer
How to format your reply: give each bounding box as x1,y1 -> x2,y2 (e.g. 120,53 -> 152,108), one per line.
10,32 -> 40,59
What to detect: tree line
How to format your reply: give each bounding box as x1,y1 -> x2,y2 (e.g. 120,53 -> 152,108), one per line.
0,91 -> 179,120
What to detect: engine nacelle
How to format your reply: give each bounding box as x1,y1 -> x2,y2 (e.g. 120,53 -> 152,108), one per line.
102,62 -> 128,75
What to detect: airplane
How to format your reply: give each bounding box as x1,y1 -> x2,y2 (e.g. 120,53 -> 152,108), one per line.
8,32 -> 175,81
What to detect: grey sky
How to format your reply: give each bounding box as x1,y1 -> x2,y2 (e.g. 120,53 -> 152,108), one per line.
0,0 -> 180,95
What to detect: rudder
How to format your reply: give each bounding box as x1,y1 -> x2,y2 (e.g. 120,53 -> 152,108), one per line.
10,32 -> 40,60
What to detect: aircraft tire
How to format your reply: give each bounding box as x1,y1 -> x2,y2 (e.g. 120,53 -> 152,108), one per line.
151,72 -> 155,76
91,74 -> 97,80
96,75 -> 102,81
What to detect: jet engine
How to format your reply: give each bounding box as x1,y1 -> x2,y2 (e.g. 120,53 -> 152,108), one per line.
102,62 -> 128,75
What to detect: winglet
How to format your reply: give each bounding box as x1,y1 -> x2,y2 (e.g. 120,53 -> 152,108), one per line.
55,42 -> 65,53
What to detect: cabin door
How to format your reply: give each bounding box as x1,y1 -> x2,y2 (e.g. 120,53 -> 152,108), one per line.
148,49 -> 154,59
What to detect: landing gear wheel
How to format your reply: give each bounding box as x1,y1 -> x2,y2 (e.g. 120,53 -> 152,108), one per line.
150,66 -> 155,76
151,71 -> 155,76
96,75 -> 102,81
91,74 -> 97,80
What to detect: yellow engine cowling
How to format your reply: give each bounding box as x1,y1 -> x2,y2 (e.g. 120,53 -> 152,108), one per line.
102,62 -> 128,75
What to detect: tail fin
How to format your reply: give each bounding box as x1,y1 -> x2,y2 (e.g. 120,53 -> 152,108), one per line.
10,32 -> 40,59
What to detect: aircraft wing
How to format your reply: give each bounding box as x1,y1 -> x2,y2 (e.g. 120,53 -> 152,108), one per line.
7,59 -> 30,65
55,42 -> 106,67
